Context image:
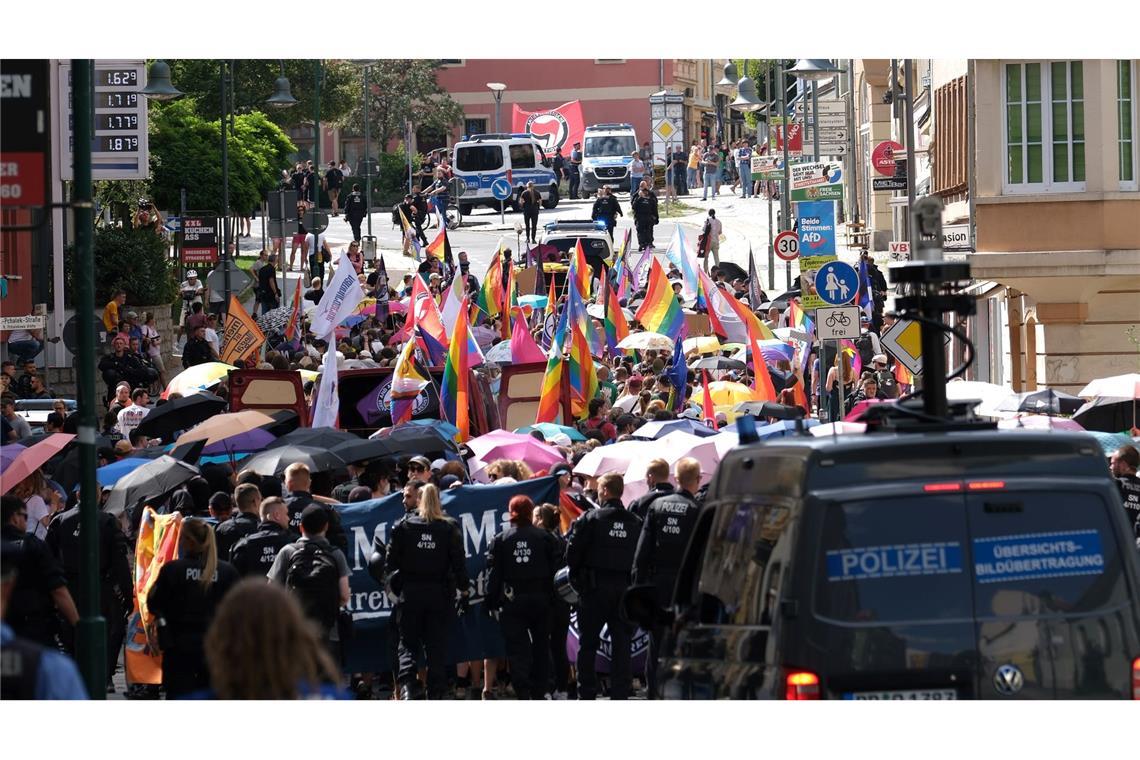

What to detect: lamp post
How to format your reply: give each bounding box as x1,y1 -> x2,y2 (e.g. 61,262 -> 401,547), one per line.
487,82 -> 507,132
788,59 -> 843,161
350,61 -> 379,243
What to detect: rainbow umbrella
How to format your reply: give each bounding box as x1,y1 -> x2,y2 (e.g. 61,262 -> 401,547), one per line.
163,361 -> 233,399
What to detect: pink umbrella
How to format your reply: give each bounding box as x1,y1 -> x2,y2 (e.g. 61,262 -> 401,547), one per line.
810,421 -> 867,437
1,433 -> 75,493
998,415 -> 1084,432
467,429 -> 565,473
844,399 -> 891,422
623,431 -> 720,502
572,440 -> 646,479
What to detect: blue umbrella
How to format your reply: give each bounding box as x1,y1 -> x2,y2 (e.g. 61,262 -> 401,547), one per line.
95,457 -> 153,488
406,418 -> 461,440
515,422 -> 587,442
1081,430 -> 1134,456
754,419 -> 820,439
631,418 -> 720,440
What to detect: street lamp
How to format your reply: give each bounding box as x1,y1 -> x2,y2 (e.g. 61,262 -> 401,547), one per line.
350,60 -> 379,246
487,82 -> 507,132
266,61 -> 299,108
141,60 -> 184,101
716,61 -> 738,90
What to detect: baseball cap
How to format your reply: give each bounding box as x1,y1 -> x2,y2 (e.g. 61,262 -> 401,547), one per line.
408,455 -> 431,469
186,270 -> 198,278
872,354 -> 888,365
550,462 -> 572,477
430,458 -> 447,472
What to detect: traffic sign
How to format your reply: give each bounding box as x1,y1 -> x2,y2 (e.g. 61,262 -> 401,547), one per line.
815,306 -> 862,341
491,178 -> 513,201
0,315 -> 47,331
872,141 -> 904,177
206,260 -> 253,295
798,255 -> 836,311
773,230 -> 800,261
814,260 -> 858,306
880,318 -> 949,376
794,100 -> 845,116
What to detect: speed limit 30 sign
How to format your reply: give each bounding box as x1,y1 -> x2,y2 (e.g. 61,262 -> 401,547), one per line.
774,230 -> 800,261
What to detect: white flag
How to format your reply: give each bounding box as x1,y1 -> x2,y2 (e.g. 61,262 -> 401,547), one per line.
439,279 -> 463,339
310,337 -> 340,429
308,256 -> 365,337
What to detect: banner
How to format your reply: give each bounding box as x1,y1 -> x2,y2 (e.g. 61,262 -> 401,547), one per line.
336,476 -> 561,674
125,509 -> 183,685
511,100 -> 586,158
790,161 -> 844,202
220,295 -> 265,366
309,255 -> 365,337
769,117 -> 803,156
311,340 -> 340,429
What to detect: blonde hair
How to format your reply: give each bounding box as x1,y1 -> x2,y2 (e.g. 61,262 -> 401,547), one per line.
11,470 -> 46,501
179,518 -> 218,590
418,483 -> 445,522
485,458 -> 534,482
204,579 -> 341,699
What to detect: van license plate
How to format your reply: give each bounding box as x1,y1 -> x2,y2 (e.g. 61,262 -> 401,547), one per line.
844,689 -> 957,700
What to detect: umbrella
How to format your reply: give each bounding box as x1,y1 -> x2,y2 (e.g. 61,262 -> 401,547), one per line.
809,421 -> 867,437
175,410 -> 276,448
1080,430 -> 1135,457
946,380 -> 1012,413
135,392 -> 228,440
844,399 -> 890,422
467,430 -> 565,472
261,410 -> 302,437
298,369 -> 319,384
517,294 -> 549,310
754,419 -> 819,439
407,419 -> 461,439
631,418 -> 720,440
573,440 -> 646,478
1072,397 -> 1140,434
733,400 -> 800,419
163,361 -> 234,399
699,381 -> 760,409
617,332 -> 676,351
769,288 -> 801,311
256,305 -> 294,334
997,415 -> 1085,432
773,327 -> 813,343
1077,373 -> 1140,400
623,431 -> 720,501
710,430 -> 740,458
201,428 -> 276,456
586,303 -> 633,321
95,457 -> 154,488
369,424 -> 459,456
716,261 -> 748,283
268,426 -> 362,450
0,443 -> 26,477
104,455 -> 200,517
484,340 -> 516,365
240,445 -> 348,478
331,437 -> 396,465
682,336 -> 722,355
1,434 -> 76,493
514,423 -> 586,442
996,389 -> 1084,416
690,356 -> 747,372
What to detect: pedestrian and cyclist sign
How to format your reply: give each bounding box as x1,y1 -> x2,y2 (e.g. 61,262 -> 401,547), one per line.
816,306 -> 861,340
773,230 -> 800,261
814,260 -> 859,306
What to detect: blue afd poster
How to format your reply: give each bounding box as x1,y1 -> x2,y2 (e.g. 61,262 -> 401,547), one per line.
797,201 -> 836,256
335,476 -> 560,674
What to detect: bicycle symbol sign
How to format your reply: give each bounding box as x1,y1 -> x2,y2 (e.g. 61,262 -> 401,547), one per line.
815,306 -> 862,340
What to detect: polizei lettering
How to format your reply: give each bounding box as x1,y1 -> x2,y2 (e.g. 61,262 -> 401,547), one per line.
826,542 -> 963,582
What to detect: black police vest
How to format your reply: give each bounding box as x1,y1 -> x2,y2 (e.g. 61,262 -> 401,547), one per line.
231,525 -> 291,576
1118,476 -> 1140,522
585,506 -> 641,574
215,512 -> 260,560
646,492 -> 700,575
496,526 -> 553,583
397,516 -> 455,582
1,637 -> 43,700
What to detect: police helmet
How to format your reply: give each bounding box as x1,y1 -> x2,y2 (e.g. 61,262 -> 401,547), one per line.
554,566 -> 578,605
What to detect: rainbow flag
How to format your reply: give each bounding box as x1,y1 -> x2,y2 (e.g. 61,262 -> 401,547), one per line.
634,257 -> 685,340
390,338 -> 430,426
501,261 -> 517,340
410,275 -> 448,366
894,361 -> 913,388
701,370 -> 716,427
789,299 -> 815,337
840,338 -> 861,377
565,279 -> 598,419
425,227 -> 451,262
441,297 -> 472,441
570,239 -> 591,299
603,272 -> 630,356
747,318 -> 778,402
510,310 -> 546,364
478,244 -> 504,321
283,275 -> 304,340
791,375 -> 810,416
397,206 -> 423,259
536,298 -> 569,424
545,276 -> 558,319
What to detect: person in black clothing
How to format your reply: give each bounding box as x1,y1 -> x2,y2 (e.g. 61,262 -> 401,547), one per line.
485,494 -> 560,700
324,161 -> 344,216
670,147 -> 688,195
99,337 -> 159,398
180,324 -> 216,369
565,472 -> 642,700
384,483 -> 468,700
46,497 -> 132,686
229,497 -> 293,577
368,481 -> 422,693
533,501 -> 571,697
281,462 -> 348,553
628,458 -> 675,520
632,458 -> 702,699
519,181 -> 543,245
590,186 -> 623,241
214,483 -> 262,561
304,277 -> 324,304
567,142 -> 582,199
1110,445 -> 1140,534
552,148 -> 566,189
257,253 -> 280,313
631,181 -> 659,250
410,193 -> 430,244
147,518 -> 239,698
1,496 -> 79,648
343,183 -> 367,242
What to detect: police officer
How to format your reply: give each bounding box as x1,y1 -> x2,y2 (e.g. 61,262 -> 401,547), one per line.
384,483 -> 467,700
568,141 -> 583,199
283,462 -> 347,553
229,497 -> 293,577
147,518 -> 239,698
214,483 -> 262,561
368,480 -> 422,692
343,182 -> 368,242
45,494 -> 132,686
630,180 -> 659,251
485,494 -> 559,700
632,457 -> 702,698
1110,445 -> 1140,536
565,472 -> 642,699
628,458 -> 675,520
1,496 -> 78,648
590,186 -> 623,242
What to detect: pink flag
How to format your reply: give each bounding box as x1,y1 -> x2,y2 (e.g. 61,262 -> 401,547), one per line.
509,312 -> 546,364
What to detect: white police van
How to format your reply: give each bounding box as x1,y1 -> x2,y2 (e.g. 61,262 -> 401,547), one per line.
451,133 -> 560,215
579,123 -> 638,198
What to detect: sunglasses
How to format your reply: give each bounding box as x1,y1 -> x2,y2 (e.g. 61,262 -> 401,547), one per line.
408,464 -> 426,472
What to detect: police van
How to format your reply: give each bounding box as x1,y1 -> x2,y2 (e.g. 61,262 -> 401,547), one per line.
579,123 -> 638,198
451,133 -> 560,215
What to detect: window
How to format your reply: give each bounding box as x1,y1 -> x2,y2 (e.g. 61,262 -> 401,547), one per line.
438,59 -> 464,67
1119,60 -> 1137,188
454,145 -> 503,172
464,118 -> 488,138
595,59 -> 625,64
1003,61 -> 1085,192
932,76 -> 968,195
509,143 -> 535,169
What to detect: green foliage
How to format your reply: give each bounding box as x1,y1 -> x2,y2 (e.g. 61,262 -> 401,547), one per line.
148,100 -> 294,216
731,59 -> 779,130
340,61 -> 464,147
66,227 -> 177,308
163,60 -> 357,130
94,179 -> 153,223
372,150 -> 423,205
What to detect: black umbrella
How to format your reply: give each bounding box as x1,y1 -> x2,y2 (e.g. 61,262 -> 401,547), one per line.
136,392 -> 228,440
769,288 -> 802,311
104,455 -> 200,517
996,389 -> 1084,416
331,437 -> 397,465
690,356 -> 748,372
240,445 -> 347,477
369,424 -> 459,456
1072,397 -> 1139,434
733,401 -> 805,421
267,426 -> 362,450
716,261 -> 747,283
259,410 -> 301,438
169,438 -> 208,465
50,434 -> 114,492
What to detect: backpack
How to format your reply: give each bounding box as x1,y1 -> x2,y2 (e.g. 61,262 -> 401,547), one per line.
285,541 -> 341,629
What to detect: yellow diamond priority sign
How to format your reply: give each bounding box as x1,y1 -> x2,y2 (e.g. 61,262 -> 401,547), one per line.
654,119 -> 677,141
880,318 -> 950,376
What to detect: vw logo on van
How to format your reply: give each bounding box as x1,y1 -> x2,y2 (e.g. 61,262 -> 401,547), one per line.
992,664 -> 1024,696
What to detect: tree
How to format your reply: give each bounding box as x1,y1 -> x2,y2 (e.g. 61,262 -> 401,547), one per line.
163,60 -> 357,131
340,61 -> 464,148
65,227 -> 177,307
148,100 -> 295,217
731,59 -> 779,130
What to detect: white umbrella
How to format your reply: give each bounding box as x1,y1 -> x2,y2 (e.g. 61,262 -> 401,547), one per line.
1078,373 -> 1140,400
774,326 -> 812,343
946,380 -> 1012,415
623,431 -> 720,502
617,331 -> 676,351
809,421 -> 867,437
585,303 -> 633,321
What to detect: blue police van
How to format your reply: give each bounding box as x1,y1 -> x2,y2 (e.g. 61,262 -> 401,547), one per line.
451,133 -> 560,215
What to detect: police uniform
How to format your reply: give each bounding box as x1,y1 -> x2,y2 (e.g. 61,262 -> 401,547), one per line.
485,523 -> 559,699
632,488 -> 700,698
1,524 -> 69,648
343,189 -> 367,241
565,498 -> 642,700
229,521 -> 292,577
213,511 -> 260,562
285,492 -> 348,554
590,194 -> 623,241
568,148 -> 582,198
628,482 -> 675,521
1117,474 -> 1140,537
45,507 -> 132,677
384,514 -> 468,699
146,556 -> 239,698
